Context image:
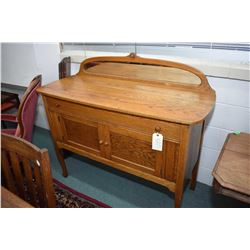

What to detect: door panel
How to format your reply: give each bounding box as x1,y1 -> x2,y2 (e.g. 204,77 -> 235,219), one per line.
47,104 -> 179,182
59,114 -> 102,156
108,126 -> 163,177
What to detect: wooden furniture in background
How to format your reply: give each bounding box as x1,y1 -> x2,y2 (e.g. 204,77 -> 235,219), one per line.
1,133 -> 56,208
1,90 -> 20,112
213,133 -> 250,204
1,75 -> 41,142
37,53 -> 216,207
59,57 -> 71,79
1,186 -> 34,208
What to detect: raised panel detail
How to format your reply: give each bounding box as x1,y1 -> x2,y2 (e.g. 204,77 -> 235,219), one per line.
110,131 -> 161,176
62,117 -> 100,153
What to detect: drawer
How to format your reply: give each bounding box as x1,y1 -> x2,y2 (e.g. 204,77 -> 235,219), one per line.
45,96 -> 181,142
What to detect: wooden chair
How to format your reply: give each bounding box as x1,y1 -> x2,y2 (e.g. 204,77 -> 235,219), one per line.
1,133 -> 56,208
59,57 -> 71,79
1,75 -> 42,142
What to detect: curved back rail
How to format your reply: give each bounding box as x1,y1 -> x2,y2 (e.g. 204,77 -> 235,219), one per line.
78,53 -> 210,90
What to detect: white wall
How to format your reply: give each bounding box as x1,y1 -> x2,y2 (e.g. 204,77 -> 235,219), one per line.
1,43 -> 60,129
1,43 -> 60,87
33,43 -> 61,129
2,43 -> 39,86
198,77 -> 250,185
62,47 -> 250,81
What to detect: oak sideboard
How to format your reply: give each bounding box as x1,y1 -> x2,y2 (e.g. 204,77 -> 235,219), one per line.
37,53 -> 216,207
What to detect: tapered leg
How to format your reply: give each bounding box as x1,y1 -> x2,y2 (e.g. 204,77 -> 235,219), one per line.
174,125 -> 191,208
190,161 -> 199,190
190,121 -> 205,190
55,146 -> 68,177
174,190 -> 183,208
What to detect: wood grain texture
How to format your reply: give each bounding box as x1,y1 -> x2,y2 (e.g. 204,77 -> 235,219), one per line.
63,117 -> 100,151
213,133 -> 250,198
38,54 -> 215,207
1,186 -> 34,208
37,54 -> 215,125
1,133 -> 56,208
174,125 -> 191,208
45,96 -> 181,141
213,179 -> 250,204
87,62 -> 202,85
110,132 -> 157,171
164,141 -> 180,182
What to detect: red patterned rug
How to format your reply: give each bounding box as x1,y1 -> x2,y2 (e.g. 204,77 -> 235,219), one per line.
53,179 -> 111,208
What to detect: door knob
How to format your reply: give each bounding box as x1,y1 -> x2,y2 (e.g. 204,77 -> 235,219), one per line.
155,126 -> 161,133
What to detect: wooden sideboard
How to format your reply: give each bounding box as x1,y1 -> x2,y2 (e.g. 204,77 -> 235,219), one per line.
37,53 -> 215,207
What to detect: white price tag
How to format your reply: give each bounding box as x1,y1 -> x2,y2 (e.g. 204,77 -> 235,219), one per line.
152,132 -> 163,151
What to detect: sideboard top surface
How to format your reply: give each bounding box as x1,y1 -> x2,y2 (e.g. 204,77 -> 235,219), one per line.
37,54 -> 216,125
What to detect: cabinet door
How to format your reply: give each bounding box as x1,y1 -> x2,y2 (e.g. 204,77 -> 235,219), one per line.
107,126 -> 164,177
57,113 -> 104,157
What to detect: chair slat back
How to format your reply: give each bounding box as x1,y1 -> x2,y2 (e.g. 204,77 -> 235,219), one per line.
1,133 -> 56,208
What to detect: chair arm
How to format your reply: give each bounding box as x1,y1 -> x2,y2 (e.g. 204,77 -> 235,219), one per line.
1,114 -> 18,123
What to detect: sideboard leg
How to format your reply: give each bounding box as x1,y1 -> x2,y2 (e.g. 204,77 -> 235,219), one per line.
174,125 -> 191,208
55,146 -> 68,177
174,191 -> 183,208
190,121 -> 205,190
190,161 -> 199,190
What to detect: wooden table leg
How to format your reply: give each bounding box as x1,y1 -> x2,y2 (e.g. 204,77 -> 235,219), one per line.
55,146 -> 68,177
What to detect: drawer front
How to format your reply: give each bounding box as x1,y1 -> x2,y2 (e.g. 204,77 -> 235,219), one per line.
45,96 -> 181,142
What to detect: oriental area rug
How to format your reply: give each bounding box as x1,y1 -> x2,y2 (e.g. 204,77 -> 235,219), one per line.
53,179 -> 111,208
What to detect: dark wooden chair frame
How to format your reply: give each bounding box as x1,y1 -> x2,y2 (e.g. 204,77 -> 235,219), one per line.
1,133 -> 56,208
